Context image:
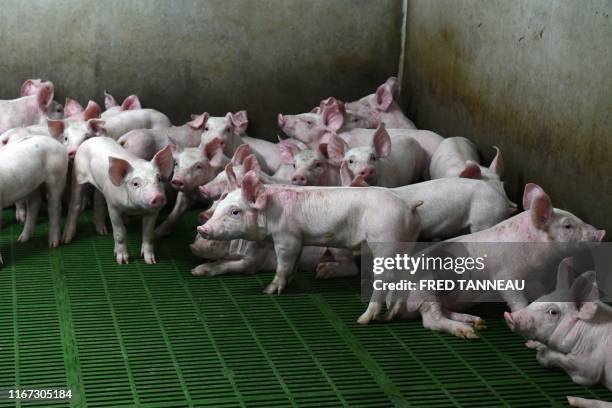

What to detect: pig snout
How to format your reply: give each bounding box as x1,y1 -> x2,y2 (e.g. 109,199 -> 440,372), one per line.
292,174 -> 308,186
358,166 -> 376,181
148,193 -> 166,208
504,312 -> 516,332
197,224 -> 211,239
171,177 -> 185,190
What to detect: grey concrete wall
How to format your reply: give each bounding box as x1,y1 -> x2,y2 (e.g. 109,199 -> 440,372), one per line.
401,0 -> 612,235
0,0 -> 403,138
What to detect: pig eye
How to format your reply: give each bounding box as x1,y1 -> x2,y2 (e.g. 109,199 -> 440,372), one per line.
132,181 -> 140,188
225,128 -> 230,133
196,163 -> 203,170
229,207 -> 241,217
155,174 -> 161,182
370,154 -> 377,161
348,159 -> 354,164
204,126 -> 209,131
292,163 -> 296,169
314,161 -> 321,168
547,309 -> 558,316
64,136 -> 68,141
563,222 -> 573,229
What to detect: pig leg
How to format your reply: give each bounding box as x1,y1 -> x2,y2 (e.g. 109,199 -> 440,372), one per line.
141,212 -> 158,264
420,301 -> 480,339
15,201 -> 26,224
192,259 -> 257,276
17,190 -> 41,243
107,205 -> 129,264
264,236 -> 302,295
154,192 -> 193,239
46,178 -> 65,248
93,191 -> 108,235
62,172 -> 87,244
536,349 -> 596,386
446,311 -> 487,330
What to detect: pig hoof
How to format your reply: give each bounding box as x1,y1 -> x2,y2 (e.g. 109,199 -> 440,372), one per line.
263,280 -> 286,295
17,233 -> 30,243
95,224 -> 109,235
192,265 -> 212,276
357,314 -> 373,325
115,252 -> 130,264
61,231 -> 74,244
143,253 -> 157,264
525,340 -> 545,350
454,327 -> 479,340
384,302 -> 405,321
49,239 -> 60,248
473,318 -> 487,331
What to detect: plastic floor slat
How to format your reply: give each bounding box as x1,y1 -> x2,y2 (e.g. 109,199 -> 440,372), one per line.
0,209 -> 611,407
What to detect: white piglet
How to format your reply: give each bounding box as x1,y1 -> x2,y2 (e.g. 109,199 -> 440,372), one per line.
0,136 -> 68,258
62,137 -> 173,264
429,136 -> 504,182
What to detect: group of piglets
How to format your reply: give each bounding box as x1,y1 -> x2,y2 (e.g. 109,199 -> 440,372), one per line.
1,77 -> 608,406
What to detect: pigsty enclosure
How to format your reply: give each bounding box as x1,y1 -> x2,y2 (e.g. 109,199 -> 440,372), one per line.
0,1 -> 611,408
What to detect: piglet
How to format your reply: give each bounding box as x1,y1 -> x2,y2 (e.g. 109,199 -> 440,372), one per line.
94,108 -> 171,140
200,111 -> 281,173
327,124 -> 427,187
505,260 -> 612,392
0,135 -> 68,258
280,141 -> 341,186
154,137 -> 227,238
429,137 -> 504,182
360,183 -> 606,339
62,137 -> 173,264
199,170 -> 422,294
0,82 -> 56,133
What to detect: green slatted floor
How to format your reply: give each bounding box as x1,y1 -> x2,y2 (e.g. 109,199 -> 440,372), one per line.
0,209 -> 610,408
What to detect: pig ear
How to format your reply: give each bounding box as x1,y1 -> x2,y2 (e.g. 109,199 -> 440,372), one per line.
243,154 -> 261,174
87,119 -> 106,136
104,91 -> 118,109
372,124 -> 391,158
522,183 -> 547,210
555,258 -> 576,291
83,101 -> 101,121
279,142 -> 298,165
121,95 -> 141,111
36,83 -> 54,110
151,145 -> 174,179
350,176 -> 369,188
47,119 -> 65,141
318,143 -> 329,159
64,98 -> 84,118
187,112 -> 209,130
570,271 -> 600,320
385,77 -> 401,100
231,144 -> 250,165
21,79 -> 41,96
459,161 -> 482,179
322,105 -> 344,133
375,83 -> 394,111
241,170 -> 267,210
108,157 -> 133,186
205,137 -> 225,168
340,162 -> 354,186
230,111 -> 249,134
530,192 -> 554,229
326,134 -> 348,163
167,136 -> 184,155
225,162 -> 239,191
489,146 -> 504,177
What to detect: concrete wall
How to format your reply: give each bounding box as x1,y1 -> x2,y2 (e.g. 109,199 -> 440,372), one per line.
401,0 -> 612,235
0,0 -> 403,138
